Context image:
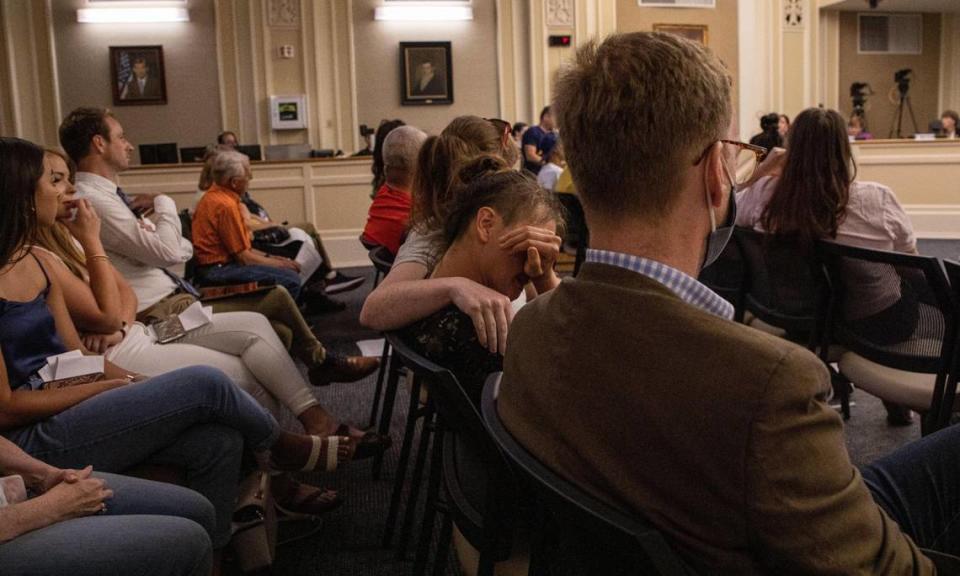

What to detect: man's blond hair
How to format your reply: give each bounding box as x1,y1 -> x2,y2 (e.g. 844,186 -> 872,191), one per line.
553,32 -> 731,221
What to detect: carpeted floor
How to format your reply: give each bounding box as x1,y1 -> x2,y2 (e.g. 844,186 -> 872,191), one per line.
249,253 -> 953,575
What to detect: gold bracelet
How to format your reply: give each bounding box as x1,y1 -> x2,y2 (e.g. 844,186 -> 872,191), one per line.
87,254 -> 110,262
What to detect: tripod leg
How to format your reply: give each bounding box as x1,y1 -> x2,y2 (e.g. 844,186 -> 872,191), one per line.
906,96 -> 919,135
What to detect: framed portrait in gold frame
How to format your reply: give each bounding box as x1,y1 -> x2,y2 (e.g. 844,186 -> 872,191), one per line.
652,24 -> 708,46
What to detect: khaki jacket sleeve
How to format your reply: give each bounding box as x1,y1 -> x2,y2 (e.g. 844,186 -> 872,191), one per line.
745,347 -> 934,575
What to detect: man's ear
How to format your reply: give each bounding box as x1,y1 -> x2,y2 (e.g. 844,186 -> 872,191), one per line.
705,142 -> 727,209
475,207 -> 497,243
92,135 -> 106,156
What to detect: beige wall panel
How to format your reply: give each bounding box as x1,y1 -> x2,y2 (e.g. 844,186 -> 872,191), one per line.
854,140 -> 960,204
0,0 -> 60,144
310,181 -> 371,231
941,14 -> 960,114
616,0 -> 739,112
52,0 -> 222,159
0,2 -> 18,136
837,12 -> 941,138
351,0 -> 499,135
782,32 -> 806,117
252,186 -> 307,223
117,158 -> 373,266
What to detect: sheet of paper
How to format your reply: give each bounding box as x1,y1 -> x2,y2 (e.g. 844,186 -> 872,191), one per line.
54,355 -> 104,380
356,339 -> 386,358
178,301 -> 214,332
39,350 -> 83,382
295,243 -> 323,283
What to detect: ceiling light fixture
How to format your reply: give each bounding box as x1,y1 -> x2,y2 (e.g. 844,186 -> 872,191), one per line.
77,7 -> 190,23
374,5 -> 473,21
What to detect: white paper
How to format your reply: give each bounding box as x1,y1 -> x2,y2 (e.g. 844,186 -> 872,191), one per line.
54,355 -> 104,380
177,301 -> 214,332
295,243 -> 323,283
39,350 -> 83,381
356,339 -> 386,358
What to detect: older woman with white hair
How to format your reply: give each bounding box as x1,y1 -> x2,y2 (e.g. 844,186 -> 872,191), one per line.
191,150 -> 305,297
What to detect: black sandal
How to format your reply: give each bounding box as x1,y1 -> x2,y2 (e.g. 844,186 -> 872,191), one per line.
336,424 -> 392,460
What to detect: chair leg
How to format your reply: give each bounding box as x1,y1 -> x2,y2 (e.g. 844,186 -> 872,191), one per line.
383,374 -> 424,548
413,426 -> 445,575
367,341 -> 392,429
831,370 -> 852,420
431,514 -> 454,576
372,359 -> 404,480
396,411 -> 436,560
528,504 -> 550,576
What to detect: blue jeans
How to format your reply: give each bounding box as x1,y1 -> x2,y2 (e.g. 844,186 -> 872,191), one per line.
0,472 -> 213,576
195,262 -> 302,300
863,422 -> 960,557
3,366 -> 280,548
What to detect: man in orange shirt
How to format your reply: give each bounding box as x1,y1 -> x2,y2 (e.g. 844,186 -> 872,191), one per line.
192,150 -> 305,299
361,125 -> 426,255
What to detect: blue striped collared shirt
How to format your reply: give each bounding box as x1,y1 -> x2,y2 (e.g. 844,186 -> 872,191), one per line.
585,248 -> 735,320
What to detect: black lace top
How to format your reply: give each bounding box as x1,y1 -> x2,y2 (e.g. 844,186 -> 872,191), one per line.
400,305 -> 503,405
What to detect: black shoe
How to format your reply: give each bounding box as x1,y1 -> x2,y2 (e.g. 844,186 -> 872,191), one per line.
324,272 -> 365,295
303,292 -> 346,314
883,401 -> 914,426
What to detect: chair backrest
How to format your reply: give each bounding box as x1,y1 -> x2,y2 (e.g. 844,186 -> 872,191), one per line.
698,230 -> 745,320
178,209 -> 196,281
817,240 -> 955,375
736,227 -> 820,335
263,144 -> 310,161
934,259 -> 960,428
139,142 -> 178,165
368,245 -> 395,276
237,144 -> 263,161
384,332 -> 519,552
179,146 -> 207,163
480,373 -> 693,576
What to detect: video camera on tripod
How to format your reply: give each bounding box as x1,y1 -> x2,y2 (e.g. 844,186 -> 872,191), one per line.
889,68 -> 918,138
849,82 -> 872,116
895,69 -> 912,97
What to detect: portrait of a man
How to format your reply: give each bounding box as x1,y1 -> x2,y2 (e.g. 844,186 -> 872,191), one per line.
110,46 -> 167,105
400,42 -> 453,105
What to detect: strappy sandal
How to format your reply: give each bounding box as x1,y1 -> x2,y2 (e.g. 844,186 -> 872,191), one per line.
301,435 -> 352,472
275,489 -> 343,522
335,425 -> 392,460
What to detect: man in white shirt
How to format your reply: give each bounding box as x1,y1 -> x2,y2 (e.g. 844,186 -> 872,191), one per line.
58,106 -> 380,385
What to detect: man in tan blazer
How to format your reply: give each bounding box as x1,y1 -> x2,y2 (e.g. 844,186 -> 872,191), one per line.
499,32 -> 958,574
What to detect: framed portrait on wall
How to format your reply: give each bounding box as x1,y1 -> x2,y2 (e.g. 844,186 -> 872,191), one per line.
110,46 -> 167,106
652,24 -> 709,46
400,41 -> 453,106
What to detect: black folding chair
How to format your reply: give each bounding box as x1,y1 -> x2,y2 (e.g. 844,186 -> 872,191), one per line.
698,230 -> 746,322
481,374 -> 693,576
555,193 -> 589,276
383,333 -> 523,576
378,331 -> 435,557
735,227 -> 821,343
933,259 -> 960,429
178,209 -> 196,281
818,240 -> 957,434
365,245 -> 398,432
368,244 -> 395,289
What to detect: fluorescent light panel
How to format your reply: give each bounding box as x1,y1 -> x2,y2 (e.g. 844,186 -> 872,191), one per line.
374,6 -> 473,21
77,7 -> 190,23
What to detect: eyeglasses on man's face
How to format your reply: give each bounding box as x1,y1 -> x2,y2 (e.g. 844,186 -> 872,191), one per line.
693,139 -> 769,185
